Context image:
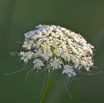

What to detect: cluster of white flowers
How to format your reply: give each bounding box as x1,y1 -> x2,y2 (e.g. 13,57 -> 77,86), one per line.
19,24 -> 94,77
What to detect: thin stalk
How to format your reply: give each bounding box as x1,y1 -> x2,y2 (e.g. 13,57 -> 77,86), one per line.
40,72 -> 52,103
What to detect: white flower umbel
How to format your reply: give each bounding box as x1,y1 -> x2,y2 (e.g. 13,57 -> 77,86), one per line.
6,24 -> 97,102
19,24 -> 94,78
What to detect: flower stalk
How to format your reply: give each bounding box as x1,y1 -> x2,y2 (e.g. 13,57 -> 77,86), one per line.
40,71 -> 52,103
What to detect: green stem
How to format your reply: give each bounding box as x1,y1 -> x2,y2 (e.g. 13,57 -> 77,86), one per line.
40,72 -> 52,103
59,57 -> 64,66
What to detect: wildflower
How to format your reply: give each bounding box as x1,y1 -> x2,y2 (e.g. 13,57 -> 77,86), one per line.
19,24 -> 94,77
7,24 -> 97,102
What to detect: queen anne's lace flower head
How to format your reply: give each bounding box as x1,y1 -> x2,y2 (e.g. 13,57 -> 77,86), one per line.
20,24 -> 94,77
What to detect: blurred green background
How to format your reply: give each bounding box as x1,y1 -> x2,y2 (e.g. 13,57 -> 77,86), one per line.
0,0 -> 104,103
